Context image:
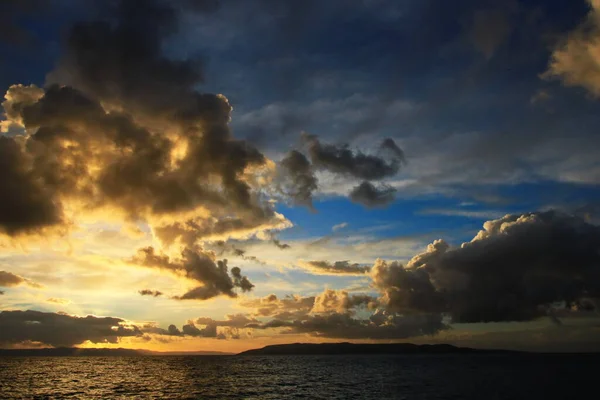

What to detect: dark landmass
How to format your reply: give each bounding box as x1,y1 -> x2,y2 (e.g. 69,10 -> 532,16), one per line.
238,342 -> 522,356
0,348 -> 232,357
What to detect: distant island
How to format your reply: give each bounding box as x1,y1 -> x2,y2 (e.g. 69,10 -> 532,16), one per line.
237,342 -> 520,356
0,348 -> 233,357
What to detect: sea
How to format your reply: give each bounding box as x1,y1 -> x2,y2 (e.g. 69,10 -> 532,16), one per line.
0,354 -> 596,399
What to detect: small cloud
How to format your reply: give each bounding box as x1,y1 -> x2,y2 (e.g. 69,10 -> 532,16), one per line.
298,260 -> 370,276
417,208 -> 506,220
46,298 -> 71,305
272,238 -> 291,250
530,90 -> 551,105
332,222 -> 348,232
138,289 -> 163,297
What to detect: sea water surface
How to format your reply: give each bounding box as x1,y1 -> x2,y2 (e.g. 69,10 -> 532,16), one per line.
0,354 -> 596,399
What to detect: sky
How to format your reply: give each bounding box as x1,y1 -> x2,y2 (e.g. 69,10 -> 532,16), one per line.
1,0 -> 600,353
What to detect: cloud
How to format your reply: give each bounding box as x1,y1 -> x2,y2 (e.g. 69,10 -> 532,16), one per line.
244,289 -> 375,318
131,246 -> 254,300
298,260 -> 370,276
417,208 -> 507,219
0,270 -> 27,287
371,211 -> 600,323
251,311 -> 447,339
311,289 -> 376,313
46,298 -> 71,305
187,0 -> 600,196
193,313 -> 259,328
153,214 -> 292,249
240,289 -> 442,339
304,134 -> 406,181
0,134 -> 64,237
349,181 -> 397,208
543,0 -> 600,95
0,270 -> 42,289
370,257 -> 446,315
0,310 -> 141,347
235,95 -> 414,149
331,222 -> 348,232
143,313 -> 258,340
241,293 -> 316,320
277,150 -> 318,208
271,238 -> 291,250
0,0 -> 288,247
210,240 -> 266,265
138,289 -> 163,297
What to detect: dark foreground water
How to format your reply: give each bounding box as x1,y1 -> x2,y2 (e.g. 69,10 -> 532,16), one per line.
0,354 -> 597,399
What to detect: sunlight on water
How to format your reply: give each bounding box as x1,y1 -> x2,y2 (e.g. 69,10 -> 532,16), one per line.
0,354 -> 597,399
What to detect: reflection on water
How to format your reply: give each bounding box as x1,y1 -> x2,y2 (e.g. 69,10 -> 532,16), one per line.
0,354 -> 597,399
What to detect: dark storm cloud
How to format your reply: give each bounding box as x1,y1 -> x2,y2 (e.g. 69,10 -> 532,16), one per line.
251,311 -> 447,339
181,323 -> 218,338
349,181 -> 397,208
273,133 -> 405,207
300,260 -> 370,276
238,210 -> 600,339
303,134 -> 405,181
132,246 -> 254,300
0,0 -> 287,244
230,266 -> 254,291
0,136 -> 63,236
277,150 -> 318,208
0,310 -> 141,347
138,289 -> 163,297
49,0 -> 203,115
238,289 -> 445,339
371,211 -> 600,323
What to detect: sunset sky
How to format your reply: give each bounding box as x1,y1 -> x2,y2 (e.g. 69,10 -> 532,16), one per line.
1,0 -> 600,353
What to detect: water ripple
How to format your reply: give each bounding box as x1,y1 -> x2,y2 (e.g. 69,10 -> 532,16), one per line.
0,354 -> 597,399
